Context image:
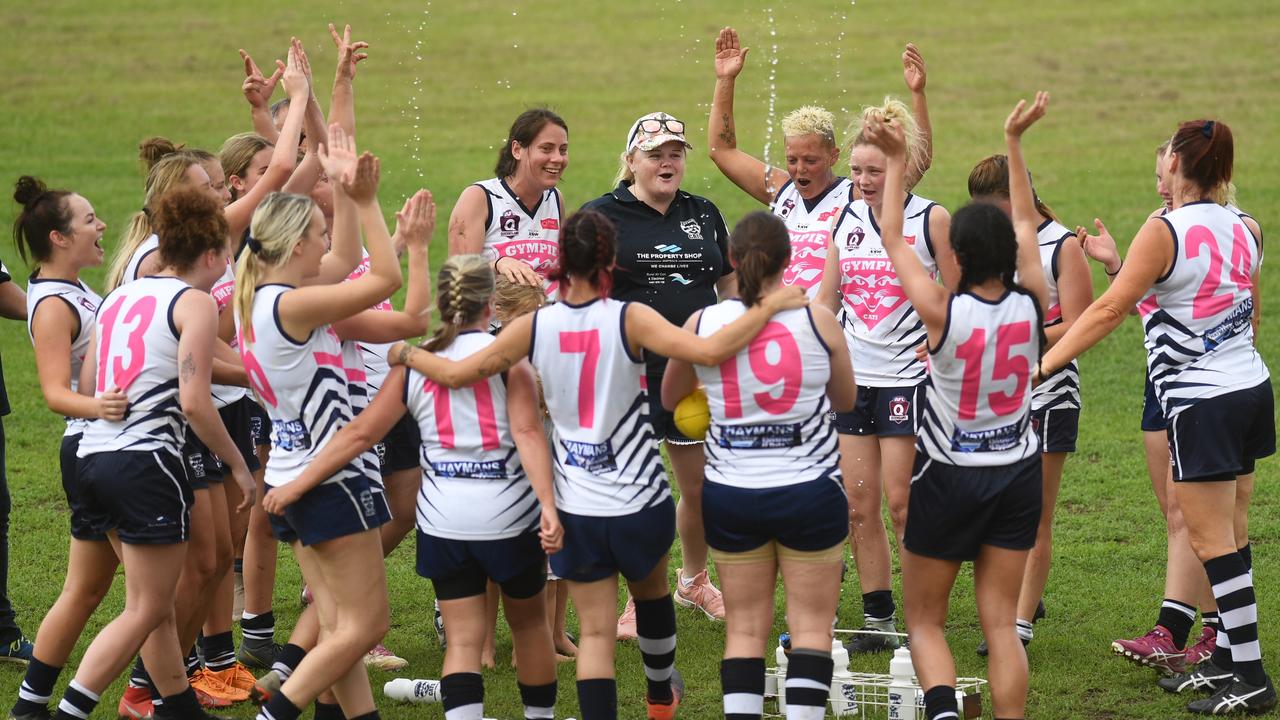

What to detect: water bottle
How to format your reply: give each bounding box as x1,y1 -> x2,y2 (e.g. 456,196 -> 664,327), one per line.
383,678 -> 442,703
774,633 -> 791,712
829,638 -> 859,716
886,646 -> 917,719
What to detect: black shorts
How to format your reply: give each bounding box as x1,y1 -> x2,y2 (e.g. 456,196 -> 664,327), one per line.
182,430 -> 224,490
1031,407 -> 1079,454
1142,376 -> 1168,433
549,498 -> 677,583
374,413 -> 421,475
416,529 -> 546,601
267,474 -> 391,546
833,384 -> 924,437
1169,380 -> 1276,482
703,477 -> 848,554
61,434 -> 107,542
218,397 -> 262,474
77,450 -> 194,545
248,401 -> 273,449
647,372 -> 701,445
904,453 -> 1042,561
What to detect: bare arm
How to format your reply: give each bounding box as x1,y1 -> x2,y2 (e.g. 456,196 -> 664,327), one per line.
1004,93 -> 1050,311
389,313 -> 535,389
627,288 -> 807,366
1243,215 -> 1262,337
506,360 -> 562,552
212,338 -> 249,387
815,236 -> 842,315
0,277 -> 25,320
239,49 -> 283,143
927,206 -> 959,291
903,43 -> 933,189
813,305 -> 855,413
327,23 -> 367,136
660,312 -> 705,410
707,27 -> 788,205
1045,236 -> 1094,347
30,301 -> 125,419
448,185 -> 489,256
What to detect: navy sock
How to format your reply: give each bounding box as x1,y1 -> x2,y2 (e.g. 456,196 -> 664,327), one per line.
156,687 -> 201,720
242,611 -> 276,643
517,680 -> 556,720
721,656 -> 765,720
923,684 -> 959,720
271,643 -> 306,679
314,700 -> 345,720
441,672 -> 484,719
348,713 -> 379,720
784,649 -> 833,719
54,680 -> 99,720
202,631 -> 236,672
1240,542 -> 1253,571
862,590 -> 895,622
13,656 -> 61,716
184,645 -> 200,677
634,595 -> 677,704
258,691 -> 302,720
576,678 -> 616,720
1204,551 -> 1265,685
1157,598 -> 1197,649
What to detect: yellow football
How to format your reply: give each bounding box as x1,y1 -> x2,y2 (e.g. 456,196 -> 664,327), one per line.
673,386 -> 711,439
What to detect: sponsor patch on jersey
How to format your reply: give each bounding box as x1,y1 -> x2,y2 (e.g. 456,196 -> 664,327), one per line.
561,438 -> 618,474
541,218 -> 559,230
679,218 -> 704,240
499,209 -> 520,238
430,459 -> 506,479
778,197 -> 796,218
1202,297 -> 1253,352
716,423 -> 802,449
950,420 -> 1024,453
845,226 -> 865,250
275,419 -> 312,452
888,395 -> 911,424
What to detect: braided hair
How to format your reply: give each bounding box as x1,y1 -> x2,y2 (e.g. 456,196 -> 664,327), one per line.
549,210 -> 616,296
423,254 -> 495,352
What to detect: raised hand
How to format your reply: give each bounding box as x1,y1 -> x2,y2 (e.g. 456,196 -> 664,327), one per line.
395,190 -> 437,251
329,23 -> 369,80
1078,218 -> 1122,273
714,26 -> 750,80
862,115 -> 908,159
282,38 -> 311,102
1005,91 -> 1049,139
903,42 -> 927,93
342,151 -> 381,204
240,49 -> 283,109
317,123 -> 358,187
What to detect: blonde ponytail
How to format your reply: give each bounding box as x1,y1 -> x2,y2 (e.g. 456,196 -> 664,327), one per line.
233,192 -> 316,345
106,150 -> 204,291
849,96 -> 926,183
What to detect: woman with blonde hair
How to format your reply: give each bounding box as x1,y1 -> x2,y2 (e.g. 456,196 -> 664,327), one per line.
816,96 -> 957,653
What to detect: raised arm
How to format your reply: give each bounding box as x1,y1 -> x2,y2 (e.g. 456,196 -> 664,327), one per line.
327,23 -> 367,136
627,286 -> 807,366
903,43 -> 933,189
1004,92 -> 1050,311
240,49 -> 283,143
506,359 -> 562,552
312,124 -> 365,284
707,27 -> 788,205
388,313 -> 535,389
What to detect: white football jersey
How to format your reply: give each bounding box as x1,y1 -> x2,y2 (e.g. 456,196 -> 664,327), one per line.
769,178 -> 853,298
345,249 -> 395,393
1143,202 -> 1267,419
919,290 -> 1042,468
26,274 -> 102,435
236,284 -> 376,488
209,261 -> 249,408
831,194 -> 940,386
529,298 -> 668,516
79,276 -> 192,457
695,302 -> 839,489
404,331 -> 538,540
1031,219 -> 1081,412
475,178 -> 562,296
121,234 -> 160,285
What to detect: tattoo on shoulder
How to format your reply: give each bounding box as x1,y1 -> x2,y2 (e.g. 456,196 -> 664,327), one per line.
180,353 -> 197,383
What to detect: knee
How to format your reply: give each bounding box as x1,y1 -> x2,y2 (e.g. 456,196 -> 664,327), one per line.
186,545 -> 219,588
887,501 -> 908,531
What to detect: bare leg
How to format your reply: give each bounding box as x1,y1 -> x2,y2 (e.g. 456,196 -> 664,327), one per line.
29,539 -> 118,666
973,545 -> 1032,719
1016,451 -> 1066,623
841,434 -> 890,597
668,442 -> 709,579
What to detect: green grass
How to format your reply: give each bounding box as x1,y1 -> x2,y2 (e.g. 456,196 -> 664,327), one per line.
1,1 -> 1279,718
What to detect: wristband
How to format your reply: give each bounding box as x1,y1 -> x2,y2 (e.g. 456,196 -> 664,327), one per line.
1105,260 -> 1123,277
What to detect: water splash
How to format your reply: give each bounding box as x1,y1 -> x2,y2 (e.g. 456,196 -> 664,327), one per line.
403,3 -> 431,179
762,7 -> 779,194
834,1 -> 855,114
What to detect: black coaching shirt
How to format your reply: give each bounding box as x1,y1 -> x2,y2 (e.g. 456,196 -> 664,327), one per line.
0,261 -> 11,416
582,182 -> 731,377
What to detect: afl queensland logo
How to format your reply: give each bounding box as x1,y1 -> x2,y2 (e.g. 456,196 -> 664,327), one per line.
778,197 -> 796,218
499,209 -> 520,239
888,395 -> 910,425
845,226 -> 865,250
679,218 -> 703,240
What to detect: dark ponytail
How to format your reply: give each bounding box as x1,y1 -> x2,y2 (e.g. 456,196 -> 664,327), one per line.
12,176 -> 73,265
550,210 -> 615,296
950,202 -> 1018,294
1170,119 -> 1233,196
966,154 -> 1058,223
729,211 -> 790,306
494,108 -> 568,179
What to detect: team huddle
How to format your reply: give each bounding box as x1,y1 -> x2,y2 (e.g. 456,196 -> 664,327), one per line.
0,19 -> 1272,720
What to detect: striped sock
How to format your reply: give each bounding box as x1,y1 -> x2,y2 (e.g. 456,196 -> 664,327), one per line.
129,657 -> 151,689
862,590 -> 895,623
184,646 -> 201,677
271,643 -> 306,680
575,678 -> 616,720
202,631 -> 237,672
1239,542 -> 1253,571
1205,551 -> 1265,685
1015,619 -> 1034,643
13,656 -> 60,716
258,691 -> 302,720
783,649 -> 833,720
721,657 -> 765,720
159,687 -> 201,720
441,672 -> 484,720
635,595 -> 677,704
517,680 -> 555,720
54,680 -> 99,720
1157,598 -> 1197,649
314,700 -> 344,720
242,611 -> 276,643
923,685 -> 959,720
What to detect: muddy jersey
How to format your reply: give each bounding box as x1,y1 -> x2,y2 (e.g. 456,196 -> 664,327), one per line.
404,331 -> 537,540
769,178 -> 853,297
695,301 -> 839,489
831,194 -> 940,386
1031,219 -> 1081,412
1143,201 -> 1267,419
475,178 -> 562,296
237,284 -> 376,488
529,298 -> 667,516
79,276 -> 192,457
26,273 -> 102,435
919,290 -> 1042,467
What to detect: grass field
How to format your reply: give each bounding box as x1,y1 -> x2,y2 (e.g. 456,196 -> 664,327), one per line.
1,1 -> 1279,718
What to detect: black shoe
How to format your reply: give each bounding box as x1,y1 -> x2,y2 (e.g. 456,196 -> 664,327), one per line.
844,621 -> 900,654
236,639 -> 281,670
1187,675 -> 1277,715
8,708 -> 53,720
1160,659 -> 1237,695
1033,599 -> 1046,623
976,635 -> 1029,657
670,668 -> 686,702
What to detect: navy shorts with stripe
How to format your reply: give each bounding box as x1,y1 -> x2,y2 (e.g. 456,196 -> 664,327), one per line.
182,430 -> 223,490
61,434 -> 106,542
375,412 -> 421,475
218,396 -> 262,474
1169,380 -> 1275,482
703,477 -> 848,554
77,450 -> 194,545
833,384 -> 924,437
248,400 -> 273,448
1142,376 -> 1168,432
268,474 -> 391,546
904,452 -> 1042,561
416,529 -> 546,601
550,498 -> 676,583
1031,406 -> 1079,454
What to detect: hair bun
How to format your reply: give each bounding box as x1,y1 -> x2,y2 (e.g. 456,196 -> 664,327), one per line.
13,175 -> 48,207
138,137 -> 185,172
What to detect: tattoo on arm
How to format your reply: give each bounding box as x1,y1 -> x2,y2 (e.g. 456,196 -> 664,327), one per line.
398,344 -> 415,366
180,352 -> 197,384
718,113 -> 736,145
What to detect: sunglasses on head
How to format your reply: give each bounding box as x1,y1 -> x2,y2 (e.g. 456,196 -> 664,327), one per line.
630,117 -> 685,146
